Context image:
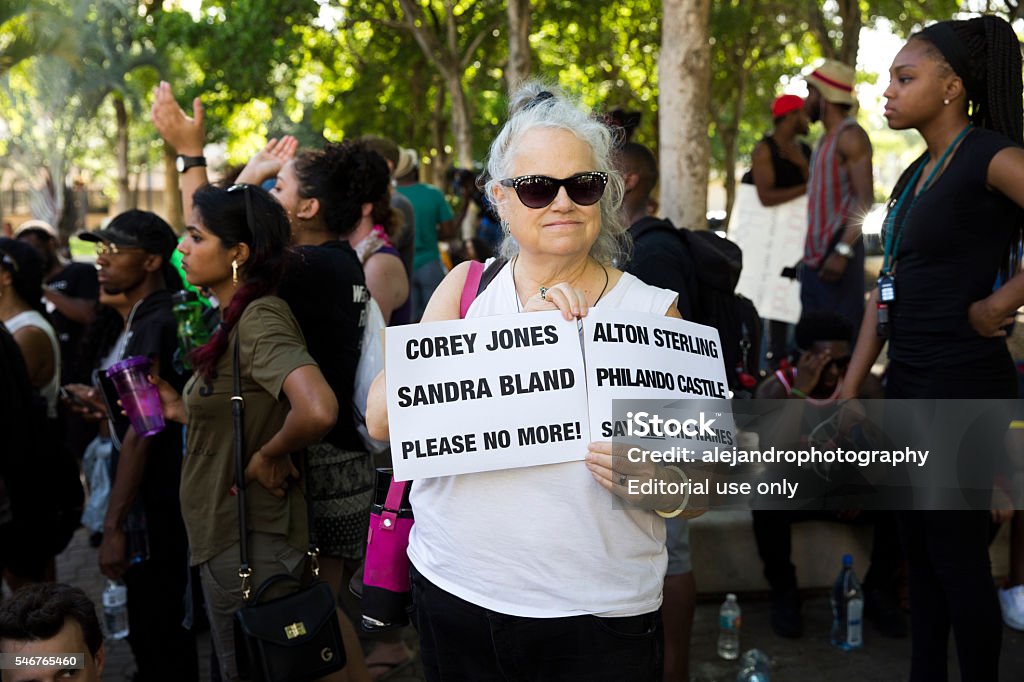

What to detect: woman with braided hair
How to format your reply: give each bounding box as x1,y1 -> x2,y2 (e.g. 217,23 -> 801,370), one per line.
841,15 -> 1024,680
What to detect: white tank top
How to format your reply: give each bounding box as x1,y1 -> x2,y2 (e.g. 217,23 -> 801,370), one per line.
4,310 -> 61,419
407,261 -> 678,618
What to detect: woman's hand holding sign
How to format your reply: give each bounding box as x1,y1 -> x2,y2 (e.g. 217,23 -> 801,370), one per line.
522,282 -> 590,321
585,441 -> 706,519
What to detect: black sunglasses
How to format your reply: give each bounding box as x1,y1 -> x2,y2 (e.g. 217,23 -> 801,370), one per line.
226,183 -> 256,237
500,172 -> 608,209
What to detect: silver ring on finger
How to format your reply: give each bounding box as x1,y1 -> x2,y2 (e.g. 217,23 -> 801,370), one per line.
540,286 -> 548,301
618,473 -> 627,486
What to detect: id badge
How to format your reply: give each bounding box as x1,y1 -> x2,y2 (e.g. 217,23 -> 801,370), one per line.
877,274 -> 896,303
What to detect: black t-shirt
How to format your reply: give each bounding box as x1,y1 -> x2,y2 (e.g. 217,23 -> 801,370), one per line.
117,289 -> 186,508
278,241 -> 368,451
888,128 -> 1022,371
47,262 -> 99,383
624,217 -> 698,320
741,136 -> 811,188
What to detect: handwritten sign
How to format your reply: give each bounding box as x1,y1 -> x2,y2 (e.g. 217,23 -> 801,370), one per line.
385,311 -> 588,480
729,183 -> 807,324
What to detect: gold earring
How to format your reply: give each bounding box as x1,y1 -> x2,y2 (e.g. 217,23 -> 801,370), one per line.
232,260 -> 239,285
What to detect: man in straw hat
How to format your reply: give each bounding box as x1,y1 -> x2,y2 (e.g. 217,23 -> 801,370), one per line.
801,60 -> 873,338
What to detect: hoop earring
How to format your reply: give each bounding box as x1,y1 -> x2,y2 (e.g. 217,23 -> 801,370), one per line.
232,260 -> 239,285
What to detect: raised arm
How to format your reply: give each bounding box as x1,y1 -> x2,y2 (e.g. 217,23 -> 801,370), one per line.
151,81 -> 208,221
235,135 -> 298,187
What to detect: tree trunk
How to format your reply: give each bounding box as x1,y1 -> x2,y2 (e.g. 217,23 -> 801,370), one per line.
837,0 -> 861,66
658,0 -> 712,230
163,142 -> 182,231
722,70 -> 747,229
445,66 -> 474,169
505,0 -> 531,92
430,85 -> 448,186
114,94 -> 131,213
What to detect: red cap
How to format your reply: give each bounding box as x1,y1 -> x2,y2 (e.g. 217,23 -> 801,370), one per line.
771,94 -> 805,118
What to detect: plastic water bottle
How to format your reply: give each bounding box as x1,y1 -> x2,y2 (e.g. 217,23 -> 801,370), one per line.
717,593 -> 741,660
102,580 -> 129,640
830,554 -> 864,650
736,648 -> 771,681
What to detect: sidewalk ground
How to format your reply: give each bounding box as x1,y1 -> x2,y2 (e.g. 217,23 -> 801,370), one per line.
52,527 -> 1023,681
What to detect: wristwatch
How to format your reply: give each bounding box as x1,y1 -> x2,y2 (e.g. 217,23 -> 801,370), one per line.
175,155 -> 206,173
834,242 -> 854,258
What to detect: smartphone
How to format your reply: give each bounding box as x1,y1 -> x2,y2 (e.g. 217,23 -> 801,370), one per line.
58,386 -> 91,409
93,368 -> 131,449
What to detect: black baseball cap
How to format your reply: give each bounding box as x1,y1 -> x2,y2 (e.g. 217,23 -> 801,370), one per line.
79,210 -> 178,259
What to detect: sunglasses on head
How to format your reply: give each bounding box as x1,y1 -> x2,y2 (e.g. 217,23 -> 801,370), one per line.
500,172 -> 608,209
227,183 -> 256,237
0,249 -> 18,272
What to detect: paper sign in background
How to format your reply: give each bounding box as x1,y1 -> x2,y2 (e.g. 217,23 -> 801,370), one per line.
729,183 -> 806,324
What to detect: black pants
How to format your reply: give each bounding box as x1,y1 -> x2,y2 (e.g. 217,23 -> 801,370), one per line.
751,510 -> 902,594
124,508 -> 199,682
899,511 -> 1000,682
410,565 -> 662,681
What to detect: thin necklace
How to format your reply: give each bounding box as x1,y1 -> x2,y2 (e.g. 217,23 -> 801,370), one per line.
511,256 -> 610,312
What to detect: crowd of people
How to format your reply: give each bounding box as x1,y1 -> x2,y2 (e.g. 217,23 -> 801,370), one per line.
0,12 -> 1023,682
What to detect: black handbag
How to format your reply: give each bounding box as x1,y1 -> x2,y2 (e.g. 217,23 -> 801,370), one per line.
228,336 -> 346,682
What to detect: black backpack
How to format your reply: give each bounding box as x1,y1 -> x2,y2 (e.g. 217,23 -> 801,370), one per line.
631,219 -> 762,397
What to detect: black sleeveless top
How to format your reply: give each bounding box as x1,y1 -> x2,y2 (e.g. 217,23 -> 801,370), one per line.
741,136 -> 811,188
888,127 -> 1023,371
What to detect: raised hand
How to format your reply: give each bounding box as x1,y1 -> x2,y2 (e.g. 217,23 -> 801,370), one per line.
150,80 -> 205,155
235,135 -> 299,186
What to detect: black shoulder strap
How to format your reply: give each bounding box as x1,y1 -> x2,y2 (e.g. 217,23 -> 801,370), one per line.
477,257 -> 508,297
232,332 -> 319,601
232,335 -> 252,598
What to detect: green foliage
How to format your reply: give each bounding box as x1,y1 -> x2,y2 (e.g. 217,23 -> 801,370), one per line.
0,0 -> 987,213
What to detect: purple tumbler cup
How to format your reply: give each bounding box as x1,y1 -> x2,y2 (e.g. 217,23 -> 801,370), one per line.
106,356 -> 165,437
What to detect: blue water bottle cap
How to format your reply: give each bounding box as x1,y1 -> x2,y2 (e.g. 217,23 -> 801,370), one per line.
842,553 -> 853,567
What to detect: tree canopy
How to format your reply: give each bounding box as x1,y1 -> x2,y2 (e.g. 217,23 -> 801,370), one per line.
0,0 -> 1003,230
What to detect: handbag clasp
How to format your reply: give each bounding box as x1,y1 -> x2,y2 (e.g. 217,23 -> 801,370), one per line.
308,548 -> 320,578
239,567 -> 253,601
284,621 -> 308,639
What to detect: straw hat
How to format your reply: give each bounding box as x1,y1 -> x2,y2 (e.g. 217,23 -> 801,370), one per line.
806,60 -> 857,105
393,148 -> 418,179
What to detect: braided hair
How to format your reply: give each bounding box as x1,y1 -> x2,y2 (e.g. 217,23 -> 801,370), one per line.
886,15 -> 1024,275
292,140 -> 391,239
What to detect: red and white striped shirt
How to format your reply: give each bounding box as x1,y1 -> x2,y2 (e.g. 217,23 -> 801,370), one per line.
804,117 -> 859,268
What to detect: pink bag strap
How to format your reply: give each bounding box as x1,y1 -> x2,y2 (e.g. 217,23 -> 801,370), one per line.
384,479 -> 409,513
460,260 -> 485,319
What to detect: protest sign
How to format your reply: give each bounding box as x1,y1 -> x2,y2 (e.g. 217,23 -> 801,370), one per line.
385,311 -> 588,480
584,308 -> 731,442
729,183 -> 806,323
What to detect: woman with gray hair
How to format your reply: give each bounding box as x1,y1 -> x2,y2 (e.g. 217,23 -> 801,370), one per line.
367,82 -> 690,679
